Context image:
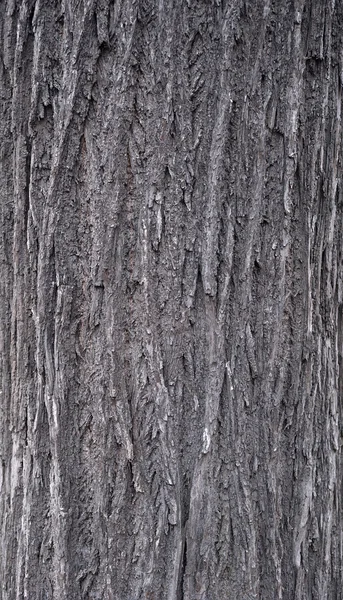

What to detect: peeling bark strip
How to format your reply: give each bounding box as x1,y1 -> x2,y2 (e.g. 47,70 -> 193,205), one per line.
1,1 -> 343,599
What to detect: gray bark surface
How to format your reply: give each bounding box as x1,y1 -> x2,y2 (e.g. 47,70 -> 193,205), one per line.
1,1 -> 343,598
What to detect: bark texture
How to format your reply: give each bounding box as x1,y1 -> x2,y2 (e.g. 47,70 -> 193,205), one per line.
1,1 -> 343,599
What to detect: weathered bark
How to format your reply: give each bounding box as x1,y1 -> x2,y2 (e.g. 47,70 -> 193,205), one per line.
1,1 -> 343,598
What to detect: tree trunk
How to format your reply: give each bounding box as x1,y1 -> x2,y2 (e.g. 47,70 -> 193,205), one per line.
1,1 -> 343,598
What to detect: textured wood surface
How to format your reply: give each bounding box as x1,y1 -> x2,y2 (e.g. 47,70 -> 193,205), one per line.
1,1 -> 343,598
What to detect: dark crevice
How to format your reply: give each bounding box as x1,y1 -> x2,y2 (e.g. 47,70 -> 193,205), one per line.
24,136 -> 32,241
176,534 -> 187,600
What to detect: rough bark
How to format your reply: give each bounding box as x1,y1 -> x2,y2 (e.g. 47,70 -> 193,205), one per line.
1,1 -> 343,599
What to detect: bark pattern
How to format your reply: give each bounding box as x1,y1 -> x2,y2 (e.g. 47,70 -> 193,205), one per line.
1,1 -> 343,599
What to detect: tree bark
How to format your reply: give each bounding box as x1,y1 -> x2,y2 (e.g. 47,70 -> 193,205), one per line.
1,1 -> 343,598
